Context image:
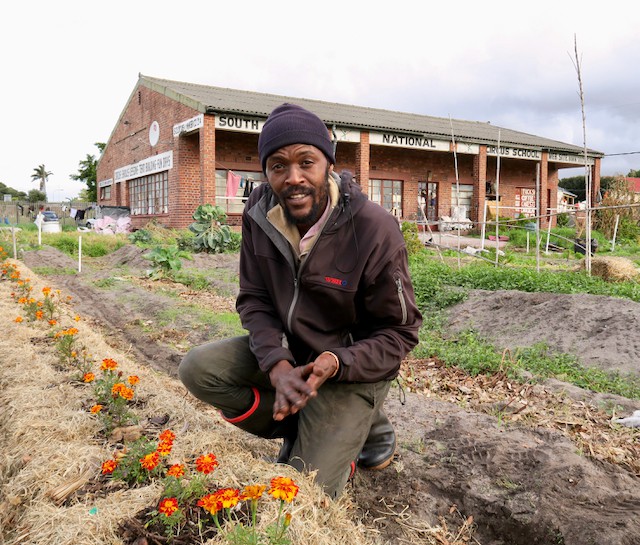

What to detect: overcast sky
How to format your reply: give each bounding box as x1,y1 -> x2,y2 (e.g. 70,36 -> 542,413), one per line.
2,0 -> 638,201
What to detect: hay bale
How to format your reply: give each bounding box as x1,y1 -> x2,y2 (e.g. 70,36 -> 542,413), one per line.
576,256 -> 640,282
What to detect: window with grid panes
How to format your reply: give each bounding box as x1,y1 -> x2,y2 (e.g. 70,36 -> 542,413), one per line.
369,179 -> 403,217
129,171 -> 169,215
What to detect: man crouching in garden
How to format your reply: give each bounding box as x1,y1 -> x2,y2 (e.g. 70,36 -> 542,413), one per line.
179,103 -> 422,498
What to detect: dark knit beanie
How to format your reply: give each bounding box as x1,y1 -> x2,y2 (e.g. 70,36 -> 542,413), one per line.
258,103 -> 336,171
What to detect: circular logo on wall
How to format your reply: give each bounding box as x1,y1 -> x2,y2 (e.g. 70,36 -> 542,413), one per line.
149,121 -> 160,147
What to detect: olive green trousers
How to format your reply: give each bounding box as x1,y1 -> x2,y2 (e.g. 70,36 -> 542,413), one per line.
178,335 -> 391,498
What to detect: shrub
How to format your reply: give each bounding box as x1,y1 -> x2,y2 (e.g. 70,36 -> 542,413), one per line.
401,221 -> 424,256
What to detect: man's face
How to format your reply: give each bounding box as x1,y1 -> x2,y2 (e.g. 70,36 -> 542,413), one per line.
265,144 -> 333,229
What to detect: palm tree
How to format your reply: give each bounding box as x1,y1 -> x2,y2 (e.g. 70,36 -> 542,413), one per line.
31,164 -> 52,200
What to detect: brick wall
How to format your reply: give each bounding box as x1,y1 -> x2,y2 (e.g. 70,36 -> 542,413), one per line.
98,84 -> 567,231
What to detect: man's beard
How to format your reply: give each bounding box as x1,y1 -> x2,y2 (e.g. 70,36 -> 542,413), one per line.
281,170 -> 330,227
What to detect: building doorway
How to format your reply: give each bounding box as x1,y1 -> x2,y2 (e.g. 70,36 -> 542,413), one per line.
418,181 -> 438,223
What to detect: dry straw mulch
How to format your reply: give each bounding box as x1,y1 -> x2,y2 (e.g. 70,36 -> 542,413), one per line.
401,355 -> 640,476
0,261 -> 378,545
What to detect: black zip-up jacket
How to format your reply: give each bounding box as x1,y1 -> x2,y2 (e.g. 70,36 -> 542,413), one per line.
236,174 -> 422,383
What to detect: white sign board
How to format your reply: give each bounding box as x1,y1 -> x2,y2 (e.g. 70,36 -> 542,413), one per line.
98,178 -> 113,188
487,146 -> 541,161
114,151 -> 173,183
548,152 -> 594,166
370,132 -> 451,152
173,114 -> 204,137
215,114 -> 264,133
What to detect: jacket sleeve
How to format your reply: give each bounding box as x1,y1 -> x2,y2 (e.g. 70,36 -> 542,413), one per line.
330,220 -> 423,383
235,203 -> 296,374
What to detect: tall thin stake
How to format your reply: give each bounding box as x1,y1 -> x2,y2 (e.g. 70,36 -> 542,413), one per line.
495,130 -> 501,266
450,115 -> 461,270
571,34 -> 591,274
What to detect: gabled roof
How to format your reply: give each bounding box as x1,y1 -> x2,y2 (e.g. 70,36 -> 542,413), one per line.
139,74 -> 602,157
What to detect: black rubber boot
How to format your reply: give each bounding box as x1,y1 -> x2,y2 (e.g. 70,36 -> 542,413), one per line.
357,410 -> 396,470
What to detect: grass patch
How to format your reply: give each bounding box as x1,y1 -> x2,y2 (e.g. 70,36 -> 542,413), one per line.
413,317 -> 640,400
31,266 -> 77,276
19,231 -> 128,257
157,306 -> 245,337
409,254 -> 640,307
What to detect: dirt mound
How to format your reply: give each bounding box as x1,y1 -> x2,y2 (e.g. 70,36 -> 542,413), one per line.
447,289 -> 640,377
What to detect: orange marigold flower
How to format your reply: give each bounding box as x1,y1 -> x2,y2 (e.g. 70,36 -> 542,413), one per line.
71,351 -> 77,357
268,476 -> 299,503
195,453 -> 219,474
167,464 -> 185,478
140,451 -> 160,471
157,440 -> 173,457
83,372 -> 95,383
214,488 -> 240,509
127,375 -> 140,386
197,493 -> 222,515
36,301 -> 43,308
35,310 -> 44,319
90,404 -> 103,413
101,358 -> 118,371
14,316 -> 23,323
159,429 -> 176,443
241,484 -> 266,501
18,297 -> 26,304
74,314 -> 81,322
111,382 -> 125,396
66,327 -> 79,335
120,386 -> 134,400
42,287 -> 52,296
158,497 -> 179,517
48,319 -> 57,326
101,459 -> 118,474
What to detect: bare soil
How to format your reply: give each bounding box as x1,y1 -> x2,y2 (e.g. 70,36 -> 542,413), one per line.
21,245 -> 640,545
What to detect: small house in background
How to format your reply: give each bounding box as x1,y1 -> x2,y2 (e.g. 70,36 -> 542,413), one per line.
558,187 -> 577,212
626,177 -> 640,197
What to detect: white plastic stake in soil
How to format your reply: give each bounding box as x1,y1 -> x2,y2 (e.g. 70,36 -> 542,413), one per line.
11,227 -> 17,259
78,235 -> 82,273
611,214 -> 619,252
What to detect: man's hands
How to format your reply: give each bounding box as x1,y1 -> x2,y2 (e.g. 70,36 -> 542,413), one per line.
269,353 -> 338,421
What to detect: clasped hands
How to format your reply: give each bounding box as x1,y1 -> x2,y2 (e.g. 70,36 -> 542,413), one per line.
268,353 -> 338,421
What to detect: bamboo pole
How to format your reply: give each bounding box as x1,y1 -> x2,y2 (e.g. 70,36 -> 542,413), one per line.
449,115 -> 461,270
535,163 -> 541,273
481,201 -> 488,251
495,130 -> 501,266
11,227 -> 17,259
571,34 -> 591,275
78,235 -> 82,273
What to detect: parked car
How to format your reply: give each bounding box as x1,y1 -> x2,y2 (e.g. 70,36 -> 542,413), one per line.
42,211 -> 59,222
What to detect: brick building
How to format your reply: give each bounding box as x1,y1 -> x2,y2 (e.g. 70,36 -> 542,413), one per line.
97,74 -> 603,230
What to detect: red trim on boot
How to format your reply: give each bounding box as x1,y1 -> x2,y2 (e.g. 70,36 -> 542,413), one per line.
349,460 -> 356,480
220,387 -> 261,424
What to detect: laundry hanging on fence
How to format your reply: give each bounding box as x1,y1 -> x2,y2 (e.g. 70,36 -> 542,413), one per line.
226,171 -> 242,197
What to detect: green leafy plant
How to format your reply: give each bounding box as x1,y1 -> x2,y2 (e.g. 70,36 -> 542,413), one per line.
188,204 -> 235,253
129,229 -> 153,245
144,245 -> 192,278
